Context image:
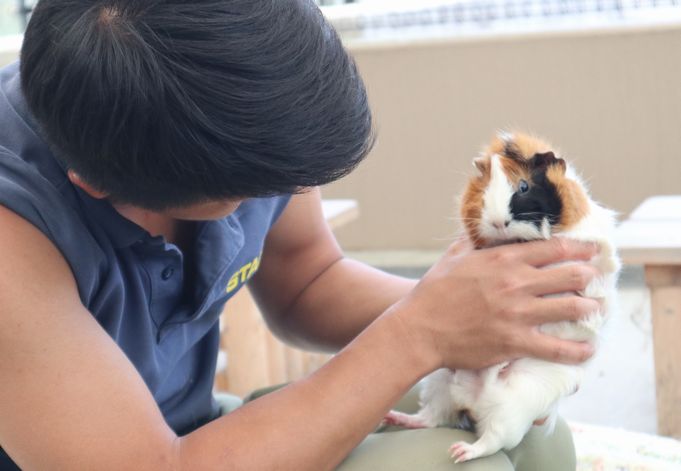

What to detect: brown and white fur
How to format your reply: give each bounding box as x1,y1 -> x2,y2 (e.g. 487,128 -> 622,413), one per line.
384,132 -> 620,463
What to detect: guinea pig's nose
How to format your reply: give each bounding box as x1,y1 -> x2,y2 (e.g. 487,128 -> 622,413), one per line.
492,220 -> 510,229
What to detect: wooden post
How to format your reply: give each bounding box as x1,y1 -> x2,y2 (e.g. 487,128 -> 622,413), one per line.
221,289 -> 271,397
644,265 -> 681,438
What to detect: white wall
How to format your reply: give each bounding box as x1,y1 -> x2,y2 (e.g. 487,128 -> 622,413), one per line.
323,24 -> 681,250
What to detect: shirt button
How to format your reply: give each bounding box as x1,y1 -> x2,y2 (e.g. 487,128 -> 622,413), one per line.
161,266 -> 175,280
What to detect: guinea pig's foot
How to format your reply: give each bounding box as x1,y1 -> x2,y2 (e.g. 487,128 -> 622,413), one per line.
449,441 -> 482,463
381,410 -> 428,429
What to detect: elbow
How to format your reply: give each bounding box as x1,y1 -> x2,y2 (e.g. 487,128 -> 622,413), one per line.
167,436 -> 184,471
262,310 -> 311,348
263,308 -> 338,353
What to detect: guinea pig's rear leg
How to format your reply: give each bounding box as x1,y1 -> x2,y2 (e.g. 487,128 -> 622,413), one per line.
381,399 -> 448,429
382,368 -> 456,429
381,410 -> 432,429
449,426 -> 507,463
449,408 -> 530,463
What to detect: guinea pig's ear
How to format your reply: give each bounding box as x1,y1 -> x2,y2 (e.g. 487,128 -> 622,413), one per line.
533,152 -> 567,174
473,157 -> 489,175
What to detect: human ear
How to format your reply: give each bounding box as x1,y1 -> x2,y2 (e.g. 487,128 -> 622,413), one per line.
67,170 -> 109,199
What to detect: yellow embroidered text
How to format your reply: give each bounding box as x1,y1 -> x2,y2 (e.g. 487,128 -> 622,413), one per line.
226,256 -> 261,293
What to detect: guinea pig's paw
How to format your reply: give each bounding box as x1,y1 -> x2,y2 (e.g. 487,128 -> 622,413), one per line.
449,441 -> 481,463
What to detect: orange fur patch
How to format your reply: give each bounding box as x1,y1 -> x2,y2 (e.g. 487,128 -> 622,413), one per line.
485,132 -> 553,162
545,165 -> 589,230
486,136 -> 507,157
460,166 -> 489,249
499,158 -> 530,187
510,133 -> 553,160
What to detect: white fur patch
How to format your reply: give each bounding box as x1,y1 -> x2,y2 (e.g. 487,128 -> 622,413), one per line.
498,131 -> 514,144
480,155 -> 548,243
540,217 -> 552,239
480,155 -> 513,238
507,219 -> 543,240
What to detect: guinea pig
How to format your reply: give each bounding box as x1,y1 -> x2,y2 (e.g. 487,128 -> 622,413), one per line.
384,131 -> 620,463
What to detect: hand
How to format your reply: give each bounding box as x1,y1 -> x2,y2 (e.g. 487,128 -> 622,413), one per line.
390,237 -> 601,371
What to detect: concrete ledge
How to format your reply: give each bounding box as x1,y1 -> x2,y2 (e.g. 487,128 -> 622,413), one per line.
0,34 -> 20,66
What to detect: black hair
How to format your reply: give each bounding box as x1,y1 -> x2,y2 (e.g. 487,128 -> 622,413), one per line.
20,0 -> 373,210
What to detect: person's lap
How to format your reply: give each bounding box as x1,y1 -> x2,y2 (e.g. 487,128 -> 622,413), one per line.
215,385 -> 576,471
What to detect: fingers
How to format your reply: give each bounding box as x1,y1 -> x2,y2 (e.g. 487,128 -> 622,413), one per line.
511,238 -> 599,267
524,296 -> 601,324
529,264 -> 601,296
523,330 -> 595,365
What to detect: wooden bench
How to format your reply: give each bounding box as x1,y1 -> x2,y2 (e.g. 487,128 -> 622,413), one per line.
615,195 -> 681,438
215,199 -> 359,396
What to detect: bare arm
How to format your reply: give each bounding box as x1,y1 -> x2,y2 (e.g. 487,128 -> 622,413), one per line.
0,206 -> 178,469
250,188 -> 416,351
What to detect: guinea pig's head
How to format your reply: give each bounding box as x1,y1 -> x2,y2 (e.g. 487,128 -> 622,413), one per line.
461,132 -> 589,248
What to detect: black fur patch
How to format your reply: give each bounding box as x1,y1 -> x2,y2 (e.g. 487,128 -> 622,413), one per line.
455,409 -> 476,432
503,141 -> 525,161
510,158 -> 562,228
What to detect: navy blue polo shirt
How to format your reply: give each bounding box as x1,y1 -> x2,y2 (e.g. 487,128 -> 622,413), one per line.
0,62 -> 290,467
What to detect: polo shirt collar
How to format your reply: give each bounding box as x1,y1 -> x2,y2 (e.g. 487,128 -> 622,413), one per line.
76,187 -> 150,249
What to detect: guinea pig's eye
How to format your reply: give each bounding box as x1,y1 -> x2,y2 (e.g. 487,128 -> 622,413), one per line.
517,179 -> 529,194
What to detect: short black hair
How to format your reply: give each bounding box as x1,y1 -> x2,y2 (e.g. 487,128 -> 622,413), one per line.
21,0 -> 373,210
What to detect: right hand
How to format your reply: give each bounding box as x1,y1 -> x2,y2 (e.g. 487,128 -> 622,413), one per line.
389,237 -> 601,371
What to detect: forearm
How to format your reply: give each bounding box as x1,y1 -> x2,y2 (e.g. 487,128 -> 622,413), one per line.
264,257 -> 417,352
177,307 -> 433,471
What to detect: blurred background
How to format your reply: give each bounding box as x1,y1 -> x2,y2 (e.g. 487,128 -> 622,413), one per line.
1,1 -> 680,466
319,0 -> 681,254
